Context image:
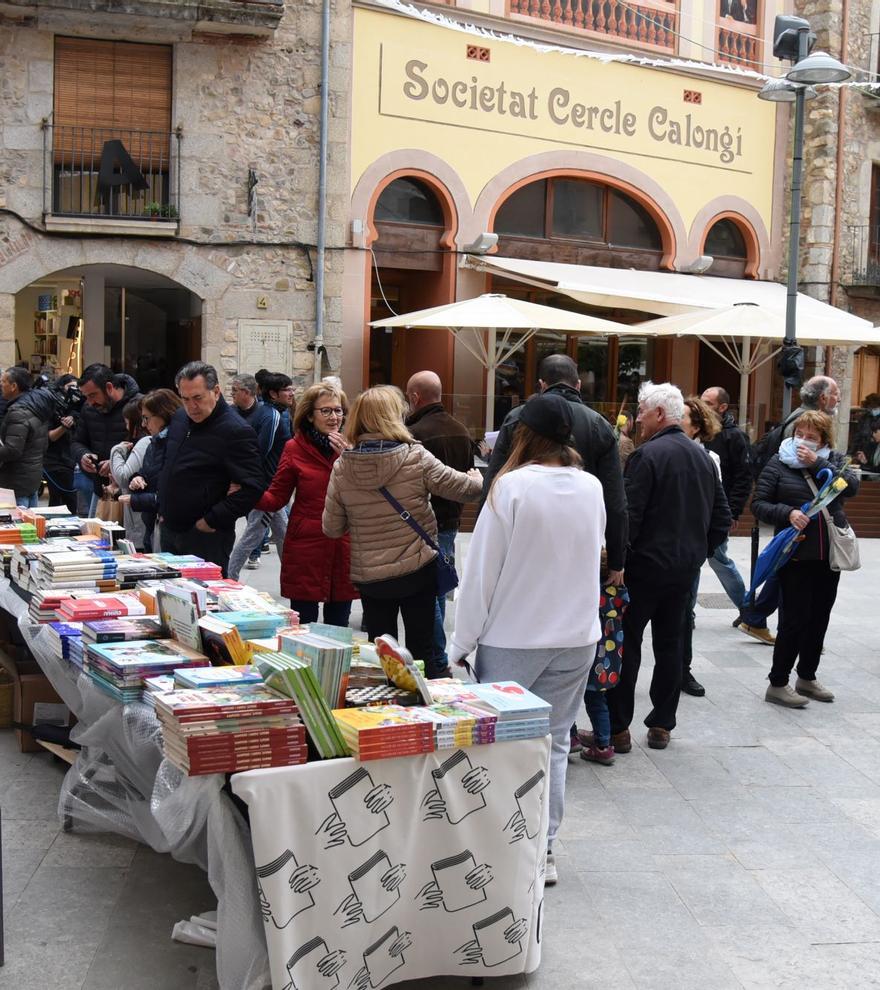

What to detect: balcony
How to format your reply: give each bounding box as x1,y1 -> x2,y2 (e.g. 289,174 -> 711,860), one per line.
842,224 -> 880,297
0,0 -> 283,35
42,124 -> 181,234
716,15 -> 760,70
507,0 -> 679,54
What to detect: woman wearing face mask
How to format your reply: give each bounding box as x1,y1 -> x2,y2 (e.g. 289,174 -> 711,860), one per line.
751,411 -> 859,708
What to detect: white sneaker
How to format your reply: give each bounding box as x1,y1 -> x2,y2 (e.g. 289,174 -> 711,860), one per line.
544,850 -> 557,886
795,677 -> 835,702
245,558 -> 260,570
765,684 -> 809,708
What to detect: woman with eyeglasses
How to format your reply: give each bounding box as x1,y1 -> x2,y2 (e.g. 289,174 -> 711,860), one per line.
255,383 -> 358,625
117,388 -> 182,551
109,397 -> 151,548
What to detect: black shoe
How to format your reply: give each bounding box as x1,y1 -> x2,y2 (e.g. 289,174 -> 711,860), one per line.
732,615 -> 742,628
682,671 -> 705,697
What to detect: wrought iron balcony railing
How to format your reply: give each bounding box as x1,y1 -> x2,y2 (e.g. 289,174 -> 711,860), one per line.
843,224 -> 880,288
42,124 -> 181,223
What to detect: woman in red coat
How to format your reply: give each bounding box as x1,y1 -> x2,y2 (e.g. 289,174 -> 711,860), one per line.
256,383 -> 358,625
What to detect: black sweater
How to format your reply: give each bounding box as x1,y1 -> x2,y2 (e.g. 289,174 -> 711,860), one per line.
624,425 -> 731,574
751,451 -> 858,562
158,397 -> 264,533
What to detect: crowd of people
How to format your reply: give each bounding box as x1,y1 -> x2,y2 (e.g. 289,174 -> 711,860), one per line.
2,355 -> 862,885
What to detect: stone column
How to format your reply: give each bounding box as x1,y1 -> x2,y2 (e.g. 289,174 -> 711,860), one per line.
0,292 -> 16,367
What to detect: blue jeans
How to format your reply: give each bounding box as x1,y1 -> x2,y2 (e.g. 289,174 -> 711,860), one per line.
584,690 -> 611,749
431,529 -> 457,669
741,573 -> 780,629
707,538 -> 747,609
15,492 -> 38,509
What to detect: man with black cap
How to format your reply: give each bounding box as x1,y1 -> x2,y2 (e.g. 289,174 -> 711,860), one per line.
452,392 -> 605,886
483,353 -> 626,584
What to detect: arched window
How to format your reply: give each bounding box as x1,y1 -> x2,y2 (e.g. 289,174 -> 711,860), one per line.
374,177 -> 443,225
494,177 -> 662,252
704,217 -> 751,278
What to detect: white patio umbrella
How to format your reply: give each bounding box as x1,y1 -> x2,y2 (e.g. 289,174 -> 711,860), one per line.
637,302 -> 879,428
371,293 -> 633,430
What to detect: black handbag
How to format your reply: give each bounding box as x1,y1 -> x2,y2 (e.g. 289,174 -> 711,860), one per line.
377,486 -> 459,596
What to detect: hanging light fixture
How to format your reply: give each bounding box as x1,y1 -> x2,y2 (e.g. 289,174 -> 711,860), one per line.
786,50 -> 851,84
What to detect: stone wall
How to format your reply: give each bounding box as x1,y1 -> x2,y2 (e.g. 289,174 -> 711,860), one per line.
0,0 -> 351,386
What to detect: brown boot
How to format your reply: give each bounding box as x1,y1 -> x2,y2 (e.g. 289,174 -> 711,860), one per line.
647,727 -> 671,750
611,729 -> 632,753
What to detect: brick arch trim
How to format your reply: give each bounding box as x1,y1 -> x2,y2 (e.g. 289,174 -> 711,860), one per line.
688,199 -> 770,279
350,151 -> 472,250
472,152 -> 687,270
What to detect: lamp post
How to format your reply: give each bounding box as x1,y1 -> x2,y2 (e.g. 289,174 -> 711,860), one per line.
759,18 -> 850,417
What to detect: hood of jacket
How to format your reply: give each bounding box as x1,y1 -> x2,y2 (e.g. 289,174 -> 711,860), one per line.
17,388 -> 57,421
337,437 -> 414,490
118,375 -> 141,402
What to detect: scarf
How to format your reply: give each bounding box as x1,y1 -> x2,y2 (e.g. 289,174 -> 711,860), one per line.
778,436 -> 831,469
303,422 -> 334,459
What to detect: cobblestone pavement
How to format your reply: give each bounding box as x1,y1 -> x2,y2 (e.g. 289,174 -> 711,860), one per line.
3,537 -> 880,990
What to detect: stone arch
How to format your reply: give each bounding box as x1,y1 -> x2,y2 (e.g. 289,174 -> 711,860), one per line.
472,151 -> 688,270
350,150 -> 472,249
688,199 -> 770,279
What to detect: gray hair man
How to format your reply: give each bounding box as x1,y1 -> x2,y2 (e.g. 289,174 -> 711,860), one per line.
784,376 -> 841,437
605,382 -> 731,752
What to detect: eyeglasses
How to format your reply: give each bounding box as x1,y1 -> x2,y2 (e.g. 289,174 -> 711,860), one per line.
315,407 -> 344,417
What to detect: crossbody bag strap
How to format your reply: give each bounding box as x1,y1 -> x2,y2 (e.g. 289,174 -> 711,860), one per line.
378,486 -> 441,555
802,471 -> 832,525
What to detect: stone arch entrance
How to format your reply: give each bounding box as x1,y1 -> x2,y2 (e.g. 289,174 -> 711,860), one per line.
10,263 -> 203,388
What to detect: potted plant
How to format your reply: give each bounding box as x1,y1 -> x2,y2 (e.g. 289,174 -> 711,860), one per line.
145,202 -> 163,219
160,204 -> 179,220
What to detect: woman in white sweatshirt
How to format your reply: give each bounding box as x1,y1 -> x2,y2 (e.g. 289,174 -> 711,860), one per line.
449,392 -> 606,886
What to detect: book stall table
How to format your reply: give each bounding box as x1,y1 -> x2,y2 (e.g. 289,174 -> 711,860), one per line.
0,579 -> 272,990
232,736 -> 550,990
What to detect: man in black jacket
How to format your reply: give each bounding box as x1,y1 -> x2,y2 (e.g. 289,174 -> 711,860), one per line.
483,354 -> 627,583
71,364 -> 140,515
158,362 -> 264,576
606,382 -> 730,752
405,370 -> 474,675
0,367 -> 50,506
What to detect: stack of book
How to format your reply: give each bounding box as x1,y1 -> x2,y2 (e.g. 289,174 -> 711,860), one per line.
154,685 -> 306,775
198,614 -> 250,665
32,549 -> 118,589
256,652 -> 348,758
58,593 -> 147,624
465,682 -> 552,742
218,610 -> 290,641
279,632 -> 354,708
115,556 -> 181,586
83,638 -> 210,703
345,685 -> 421,707
142,673 -> 176,706
28,590 -> 75,623
46,620 -> 83,661
173,664 -> 263,689
332,705 -> 438,760
0,522 -> 39,545
215,588 -> 298,623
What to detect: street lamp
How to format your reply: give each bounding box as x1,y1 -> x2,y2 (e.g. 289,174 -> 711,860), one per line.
758,16 -> 851,416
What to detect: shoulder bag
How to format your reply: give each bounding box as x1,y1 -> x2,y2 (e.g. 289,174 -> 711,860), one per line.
803,472 -> 860,572
377,486 -> 459,596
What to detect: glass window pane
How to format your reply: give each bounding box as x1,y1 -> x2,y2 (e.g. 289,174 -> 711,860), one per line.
576,336 -> 609,407
617,336 -> 650,406
551,179 -> 603,240
494,180 -> 547,238
608,191 -> 662,250
494,332 -> 528,426
375,178 -> 443,225
705,218 -> 747,258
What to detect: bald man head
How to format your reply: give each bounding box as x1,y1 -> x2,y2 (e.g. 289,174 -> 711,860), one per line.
405,370 -> 443,412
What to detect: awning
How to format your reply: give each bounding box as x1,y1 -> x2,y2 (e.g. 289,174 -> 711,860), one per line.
463,255 -> 877,343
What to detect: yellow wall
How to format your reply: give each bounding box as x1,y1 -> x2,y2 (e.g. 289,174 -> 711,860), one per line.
351,7 -> 778,235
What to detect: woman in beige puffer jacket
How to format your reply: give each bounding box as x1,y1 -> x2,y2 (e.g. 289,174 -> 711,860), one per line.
323,386 -> 482,674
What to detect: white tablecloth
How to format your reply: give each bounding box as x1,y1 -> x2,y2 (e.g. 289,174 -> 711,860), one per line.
232,737 -> 550,990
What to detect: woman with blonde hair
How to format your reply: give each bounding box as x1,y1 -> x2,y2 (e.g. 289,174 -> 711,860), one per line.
449,392 -> 606,886
323,385 -> 482,674
256,382 -> 358,625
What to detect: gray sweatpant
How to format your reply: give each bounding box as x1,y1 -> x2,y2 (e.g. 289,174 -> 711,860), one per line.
474,642 -> 594,848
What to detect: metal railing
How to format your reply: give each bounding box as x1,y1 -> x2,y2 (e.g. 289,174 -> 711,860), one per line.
844,224 -> 880,287
42,123 -> 181,221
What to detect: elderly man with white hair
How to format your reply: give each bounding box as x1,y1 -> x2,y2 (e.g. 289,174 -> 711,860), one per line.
605,382 -> 731,752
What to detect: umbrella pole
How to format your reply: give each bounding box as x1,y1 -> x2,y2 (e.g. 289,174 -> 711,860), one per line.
738,337 -> 750,430
485,326 -> 497,433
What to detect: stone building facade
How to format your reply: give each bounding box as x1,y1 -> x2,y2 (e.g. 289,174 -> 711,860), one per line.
794,0 -> 880,444
0,0 -> 350,388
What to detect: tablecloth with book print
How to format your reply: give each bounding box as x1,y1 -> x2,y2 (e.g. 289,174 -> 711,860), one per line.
232,736 -> 551,990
